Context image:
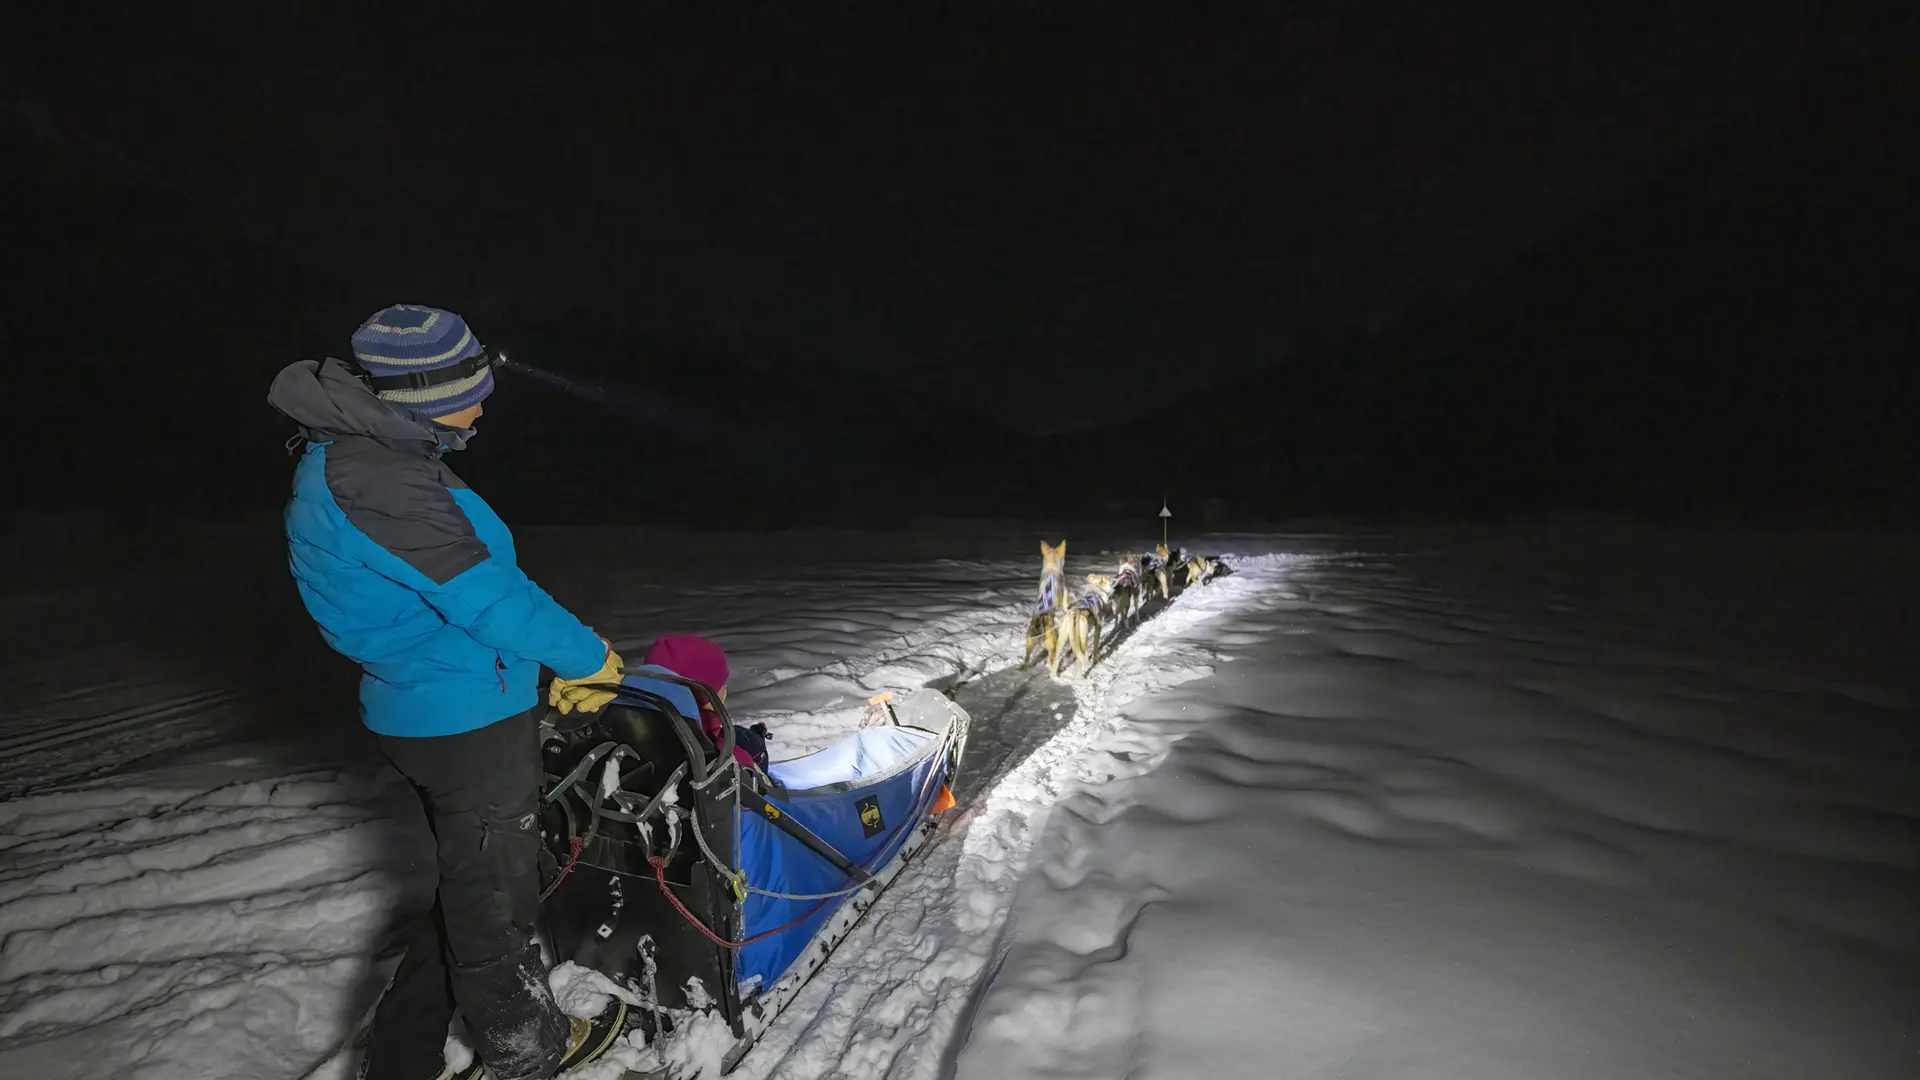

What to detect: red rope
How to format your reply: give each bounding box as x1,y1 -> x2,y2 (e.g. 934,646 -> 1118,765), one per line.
540,835 -> 586,901
648,855 -> 832,949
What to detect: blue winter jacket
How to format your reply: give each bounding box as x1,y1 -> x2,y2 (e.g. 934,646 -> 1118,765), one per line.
267,358 -> 607,737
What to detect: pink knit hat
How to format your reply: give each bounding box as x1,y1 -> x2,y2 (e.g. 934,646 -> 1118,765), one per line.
642,634 -> 730,691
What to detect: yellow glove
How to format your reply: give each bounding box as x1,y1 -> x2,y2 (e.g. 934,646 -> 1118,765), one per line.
548,648 -> 625,715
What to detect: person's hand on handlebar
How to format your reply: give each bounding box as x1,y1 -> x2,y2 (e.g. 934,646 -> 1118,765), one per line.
548,645 -> 626,715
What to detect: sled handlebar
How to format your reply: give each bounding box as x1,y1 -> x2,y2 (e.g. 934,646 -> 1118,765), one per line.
545,667 -> 738,786
595,667 -> 736,783
619,666 -> 738,779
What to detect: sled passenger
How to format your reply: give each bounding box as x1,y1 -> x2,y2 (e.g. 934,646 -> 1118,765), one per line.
268,305 -> 626,1080
642,633 -> 772,771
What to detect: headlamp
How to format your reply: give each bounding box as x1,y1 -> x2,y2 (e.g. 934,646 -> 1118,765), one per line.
353,346 -> 499,392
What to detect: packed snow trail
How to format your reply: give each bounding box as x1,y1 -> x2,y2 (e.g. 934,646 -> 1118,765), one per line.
948,545 -> 1920,1080
728,558 -> 1284,1080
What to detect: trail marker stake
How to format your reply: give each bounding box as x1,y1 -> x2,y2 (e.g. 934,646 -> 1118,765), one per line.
1159,496 -> 1172,548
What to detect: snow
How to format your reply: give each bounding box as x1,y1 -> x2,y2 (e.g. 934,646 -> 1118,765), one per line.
2,524 -> 1915,1079
948,533 -> 1920,1080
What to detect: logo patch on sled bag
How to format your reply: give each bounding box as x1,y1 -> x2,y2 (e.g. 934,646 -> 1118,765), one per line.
856,795 -> 885,838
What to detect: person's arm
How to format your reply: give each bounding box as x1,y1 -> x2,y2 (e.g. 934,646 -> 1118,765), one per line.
337,461 -> 607,678
408,555 -> 608,679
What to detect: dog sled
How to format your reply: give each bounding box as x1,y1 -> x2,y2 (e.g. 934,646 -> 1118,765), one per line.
531,667 -> 968,1076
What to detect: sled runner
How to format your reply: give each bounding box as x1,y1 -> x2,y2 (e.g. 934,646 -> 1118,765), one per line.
532,668 -> 969,1076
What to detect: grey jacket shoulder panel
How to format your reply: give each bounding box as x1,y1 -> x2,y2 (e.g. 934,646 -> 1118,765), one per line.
273,357 -> 489,583
325,438 -> 491,585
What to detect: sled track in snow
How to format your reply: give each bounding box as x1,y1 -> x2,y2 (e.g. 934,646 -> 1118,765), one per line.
731,561 -> 1289,1080
0,688 -> 242,762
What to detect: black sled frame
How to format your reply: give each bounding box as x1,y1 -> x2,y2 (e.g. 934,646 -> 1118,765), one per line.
535,670 -> 962,1075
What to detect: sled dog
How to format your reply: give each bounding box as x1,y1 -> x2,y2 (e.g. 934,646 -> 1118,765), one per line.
1083,573 -> 1117,620
1184,554 -> 1217,588
1111,555 -> 1147,626
1055,588 -> 1104,678
1022,540 -> 1069,671
1150,543 -> 1174,600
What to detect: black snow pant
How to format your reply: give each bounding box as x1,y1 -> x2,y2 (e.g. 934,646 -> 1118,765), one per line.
363,708 -> 569,1080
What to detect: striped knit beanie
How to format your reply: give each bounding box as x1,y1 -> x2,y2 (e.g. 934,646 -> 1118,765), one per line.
349,304 -> 496,419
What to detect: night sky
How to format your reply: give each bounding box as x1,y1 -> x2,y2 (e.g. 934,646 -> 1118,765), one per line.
8,7 -> 1917,525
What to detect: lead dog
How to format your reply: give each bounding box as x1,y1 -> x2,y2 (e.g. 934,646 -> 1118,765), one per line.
1184,554 -> 1218,588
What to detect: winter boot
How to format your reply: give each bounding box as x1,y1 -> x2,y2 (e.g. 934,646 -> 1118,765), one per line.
451,999 -> 637,1080
451,948 -> 569,1080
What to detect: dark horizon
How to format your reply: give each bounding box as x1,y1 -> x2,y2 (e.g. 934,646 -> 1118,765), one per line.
5,8 -> 1916,530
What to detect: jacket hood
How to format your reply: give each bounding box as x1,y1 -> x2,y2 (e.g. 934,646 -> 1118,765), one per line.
268,358 -> 444,453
